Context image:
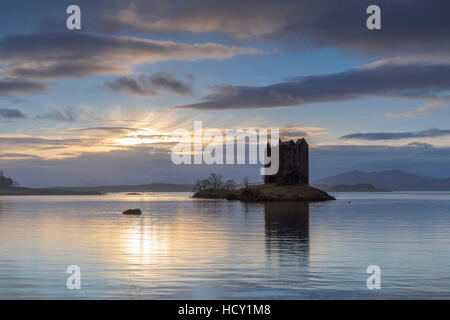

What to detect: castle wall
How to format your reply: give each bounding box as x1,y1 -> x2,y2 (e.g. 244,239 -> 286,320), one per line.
264,139 -> 309,185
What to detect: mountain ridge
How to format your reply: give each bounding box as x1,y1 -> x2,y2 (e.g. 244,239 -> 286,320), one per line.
313,170 -> 449,191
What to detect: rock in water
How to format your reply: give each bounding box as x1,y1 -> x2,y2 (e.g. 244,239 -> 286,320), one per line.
122,208 -> 142,215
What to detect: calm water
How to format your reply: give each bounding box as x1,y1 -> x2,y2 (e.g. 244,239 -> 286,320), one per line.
0,192 -> 449,299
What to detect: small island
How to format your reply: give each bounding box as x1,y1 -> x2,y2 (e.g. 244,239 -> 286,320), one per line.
192,140 -> 335,202
193,183 -> 335,202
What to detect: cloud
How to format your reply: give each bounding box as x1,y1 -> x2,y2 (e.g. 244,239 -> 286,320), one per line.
9,1 -> 450,63
0,153 -> 37,160
0,133 -> 122,161
0,136 -> 89,146
0,108 -> 26,119
11,98 -> 28,104
0,32 -> 258,81
96,0 -> 450,61
0,108 -> 193,161
386,100 -> 448,117
101,1 -> 293,39
71,127 -> 142,134
0,79 -> 46,96
105,72 -> 194,96
280,126 -> 326,139
340,129 -> 450,141
1,108 -> 81,123
35,110 -> 75,122
173,62 -> 450,110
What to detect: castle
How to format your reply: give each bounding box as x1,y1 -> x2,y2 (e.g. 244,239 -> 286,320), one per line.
264,139 -> 309,185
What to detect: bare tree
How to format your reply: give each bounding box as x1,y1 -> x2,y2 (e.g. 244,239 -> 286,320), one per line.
194,179 -> 206,192
223,179 -> 236,190
207,173 -> 224,189
195,173 -> 234,191
243,177 -> 249,190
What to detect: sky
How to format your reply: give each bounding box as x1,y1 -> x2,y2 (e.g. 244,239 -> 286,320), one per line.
1,0 -> 450,187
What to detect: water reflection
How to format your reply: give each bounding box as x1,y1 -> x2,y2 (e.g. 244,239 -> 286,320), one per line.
1,193 -> 450,298
120,222 -> 166,264
264,202 -> 309,266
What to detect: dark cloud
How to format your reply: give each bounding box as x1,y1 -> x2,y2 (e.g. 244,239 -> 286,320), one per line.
0,108 -> 26,119
0,136 -> 89,146
106,77 -> 152,96
0,153 -> 37,159
5,1 -> 449,62
35,110 -> 75,122
341,129 -> 450,140
105,72 -> 194,96
11,98 -> 28,104
100,0 -> 290,38
0,79 -> 46,96
93,0 -> 450,60
9,63 -> 126,80
278,126 -> 325,139
281,130 -> 308,138
173,62 -> 450,110
149,72 -> 194,95
0,32 -> 257,81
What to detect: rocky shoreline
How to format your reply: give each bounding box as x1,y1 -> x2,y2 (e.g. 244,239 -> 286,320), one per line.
192,184 -> 335,202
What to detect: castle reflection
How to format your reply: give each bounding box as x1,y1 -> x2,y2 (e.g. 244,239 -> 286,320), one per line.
264,202 -> 310,266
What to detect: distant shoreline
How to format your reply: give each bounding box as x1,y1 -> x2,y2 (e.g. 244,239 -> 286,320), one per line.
50,183 -> 195,193
0,187 -> 103,196
0,183 -> 195,196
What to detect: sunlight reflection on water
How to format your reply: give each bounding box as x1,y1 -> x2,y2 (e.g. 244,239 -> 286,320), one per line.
0,192 -> 449,299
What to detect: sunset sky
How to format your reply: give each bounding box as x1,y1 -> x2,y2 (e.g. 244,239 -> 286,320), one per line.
1,0 -> 450,187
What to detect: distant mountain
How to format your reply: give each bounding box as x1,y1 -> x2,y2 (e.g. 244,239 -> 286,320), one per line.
77,179 -> 112,187
313,170 -> 450,191
61,183 -> 195,193
425,177 -> 450,190
326,184 -> 391,192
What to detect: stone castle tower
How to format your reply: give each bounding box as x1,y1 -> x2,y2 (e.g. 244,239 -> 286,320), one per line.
264,139 -> 309,185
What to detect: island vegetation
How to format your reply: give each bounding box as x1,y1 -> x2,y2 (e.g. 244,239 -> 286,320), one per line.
192,173 -> 335,202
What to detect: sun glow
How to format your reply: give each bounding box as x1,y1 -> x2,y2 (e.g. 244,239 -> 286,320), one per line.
115,128 -> 178,146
